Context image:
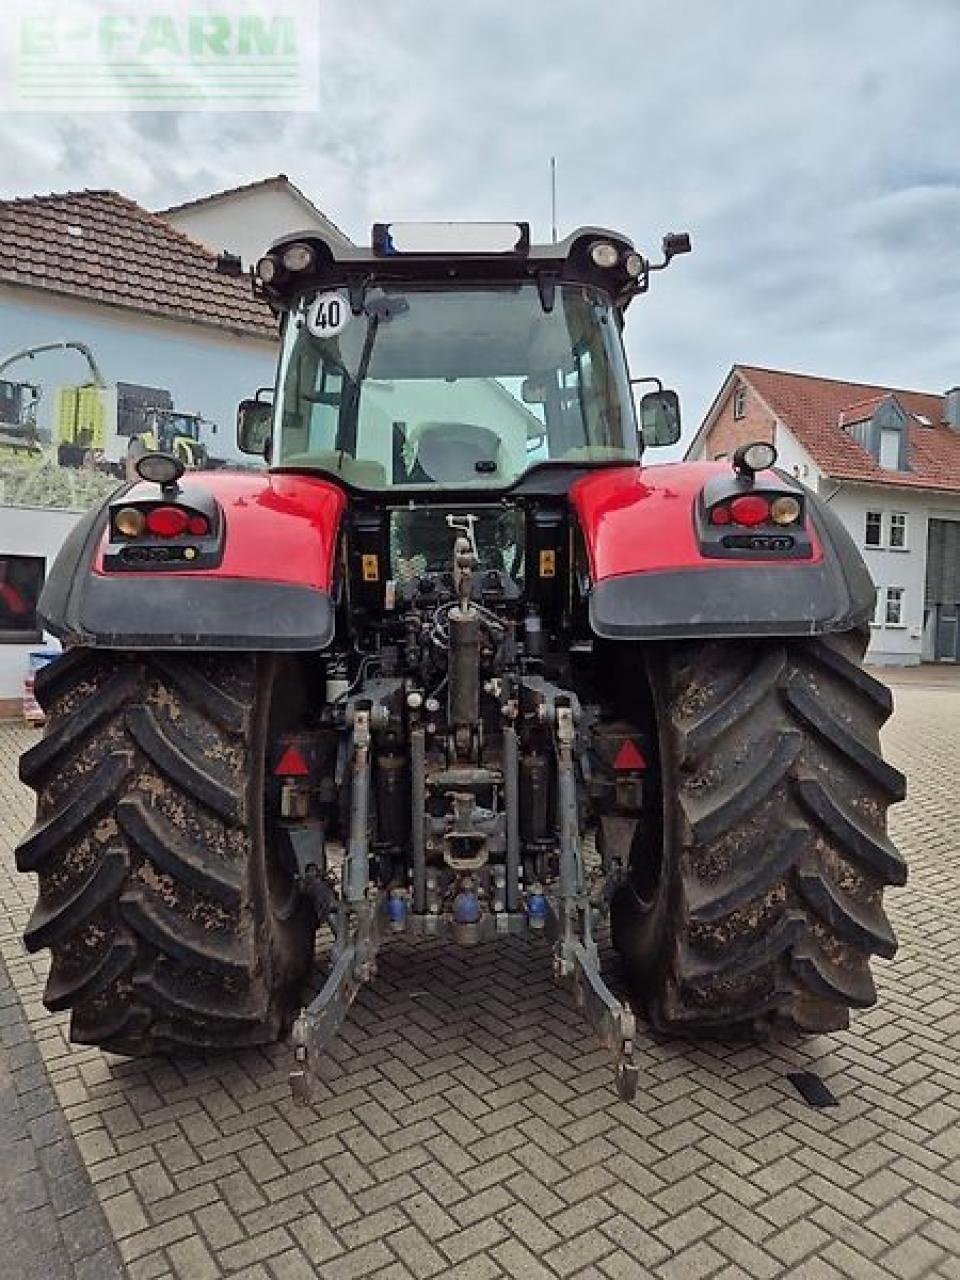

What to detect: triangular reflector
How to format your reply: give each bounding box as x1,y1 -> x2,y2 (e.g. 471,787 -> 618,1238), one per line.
275,745 -> 309,776
614,739 -> 647,771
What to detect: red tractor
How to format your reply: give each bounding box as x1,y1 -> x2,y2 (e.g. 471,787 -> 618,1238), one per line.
17,222 -> 905,1100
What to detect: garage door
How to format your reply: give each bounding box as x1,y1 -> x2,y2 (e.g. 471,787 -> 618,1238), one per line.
926,519 -> 960,661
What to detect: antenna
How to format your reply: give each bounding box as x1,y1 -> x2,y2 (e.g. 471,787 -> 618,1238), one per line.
550,156 -> 558,244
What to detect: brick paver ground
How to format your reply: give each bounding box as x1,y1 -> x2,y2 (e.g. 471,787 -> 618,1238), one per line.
0,669 -> 958,1280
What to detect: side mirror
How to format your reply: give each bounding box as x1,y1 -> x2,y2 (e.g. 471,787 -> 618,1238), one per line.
639,388 -> 681,448
236,399 -> 272,456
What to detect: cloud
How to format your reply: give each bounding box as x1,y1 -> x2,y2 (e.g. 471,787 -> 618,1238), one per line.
1,0 -> 959,443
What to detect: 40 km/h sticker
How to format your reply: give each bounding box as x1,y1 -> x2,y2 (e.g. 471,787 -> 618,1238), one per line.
306,291 -> 351,338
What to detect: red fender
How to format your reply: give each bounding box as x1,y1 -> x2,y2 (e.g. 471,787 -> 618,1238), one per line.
42,471 -> 346,651
565,463 -> 880,643
93,471 -> 346,589
569,461 -> 822,580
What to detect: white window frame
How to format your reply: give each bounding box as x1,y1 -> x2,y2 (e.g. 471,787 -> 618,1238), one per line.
888,511 -> 908,550
870,589 -> 883,628
884,586 -> 905,628
864,510 -> 883,548
733,384 -> 747,421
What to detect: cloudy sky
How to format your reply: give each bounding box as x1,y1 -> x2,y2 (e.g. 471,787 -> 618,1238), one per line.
2,0 -> 958,450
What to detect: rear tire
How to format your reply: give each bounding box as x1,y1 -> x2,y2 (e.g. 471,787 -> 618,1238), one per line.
611,628 -> 907,1035
16,649 -> 315,1055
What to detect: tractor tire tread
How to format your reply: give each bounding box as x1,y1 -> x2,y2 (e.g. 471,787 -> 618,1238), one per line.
614,629 -> 906,1036
17,648 -> 309,1055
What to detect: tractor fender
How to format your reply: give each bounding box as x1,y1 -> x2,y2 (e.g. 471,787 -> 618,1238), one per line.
570,462 -> 875,640
39,471 -> 346,651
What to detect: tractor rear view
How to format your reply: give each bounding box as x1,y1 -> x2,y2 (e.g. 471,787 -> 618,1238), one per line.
17,221 -> 905,1100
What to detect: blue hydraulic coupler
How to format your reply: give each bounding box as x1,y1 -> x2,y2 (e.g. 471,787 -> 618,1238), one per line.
453,890 -> 481,925
526,887 -> 548,929
387,890 -> 408,931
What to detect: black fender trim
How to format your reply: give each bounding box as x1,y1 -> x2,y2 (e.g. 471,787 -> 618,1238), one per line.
42,575 -> 335,651
38,493 -> 334,652
588,492 -> 875,640
45,583 -> 335,655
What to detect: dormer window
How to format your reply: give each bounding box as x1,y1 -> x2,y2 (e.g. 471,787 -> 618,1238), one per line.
841,394 -> 909,471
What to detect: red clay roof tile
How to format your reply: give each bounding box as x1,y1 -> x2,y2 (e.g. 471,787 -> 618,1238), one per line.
739,365 -> 960,493
0,188 -> 276,338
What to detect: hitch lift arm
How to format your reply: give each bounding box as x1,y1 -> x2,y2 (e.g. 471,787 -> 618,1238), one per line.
289,696 -> 640,1104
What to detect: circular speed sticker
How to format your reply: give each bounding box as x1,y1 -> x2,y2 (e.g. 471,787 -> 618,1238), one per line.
306,291 -> 351,338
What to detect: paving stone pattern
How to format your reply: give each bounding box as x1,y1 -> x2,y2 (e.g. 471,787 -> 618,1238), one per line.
0,672 -> 958,1279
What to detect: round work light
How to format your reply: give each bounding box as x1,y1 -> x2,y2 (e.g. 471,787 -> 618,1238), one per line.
135,452 -> 186,488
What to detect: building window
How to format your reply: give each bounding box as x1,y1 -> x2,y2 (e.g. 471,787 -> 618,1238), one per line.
733,384 -> 747,420
865,511 -> 883,547
878,427 -> 901,470
0,554 -> 44,643
889,512 -> 907,549
885,587 -> 904,626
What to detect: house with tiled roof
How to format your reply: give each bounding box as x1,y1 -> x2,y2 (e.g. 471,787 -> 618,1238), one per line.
157,174 -> 348,268
0,186 -> 286,712
686,365 -> 960,665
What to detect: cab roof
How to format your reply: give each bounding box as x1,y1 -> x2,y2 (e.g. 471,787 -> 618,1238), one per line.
256,223 -> 648,311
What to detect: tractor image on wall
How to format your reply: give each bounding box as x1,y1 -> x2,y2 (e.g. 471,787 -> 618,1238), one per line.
0,340 -> 221,478
16,222 -> 906,1101
56,380 -> 220,472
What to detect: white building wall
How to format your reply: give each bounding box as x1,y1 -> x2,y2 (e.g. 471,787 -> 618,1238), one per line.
826,484 -> 960,665
773,422 -> 822,488
164,187 -> 342,267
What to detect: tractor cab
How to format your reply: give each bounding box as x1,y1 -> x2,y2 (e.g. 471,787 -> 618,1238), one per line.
0,377 -> 43,463
139,407 -> 215,469
237,223 -> 687,489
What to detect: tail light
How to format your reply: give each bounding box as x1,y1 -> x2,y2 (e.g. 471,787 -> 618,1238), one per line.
145,506 -> 189,538
699,479 -> 811,559
708,493 -> 801,530
729,495 -> 771,526
106,493 -> 220,572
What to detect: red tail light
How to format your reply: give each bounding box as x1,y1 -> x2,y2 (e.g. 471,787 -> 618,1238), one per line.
146,506 -> 189,538
187,515 -> 210,536
728,495 -> 771,526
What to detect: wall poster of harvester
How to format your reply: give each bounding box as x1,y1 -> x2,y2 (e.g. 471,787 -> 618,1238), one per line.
0,341 -> 225,510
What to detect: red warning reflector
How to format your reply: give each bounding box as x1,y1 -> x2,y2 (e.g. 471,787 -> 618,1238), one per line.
614,739 -> 647,771
274,745 -> 309,776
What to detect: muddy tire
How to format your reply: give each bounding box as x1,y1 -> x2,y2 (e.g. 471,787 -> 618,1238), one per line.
16,649 -> 315,1055
611,628 -> 907,1035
